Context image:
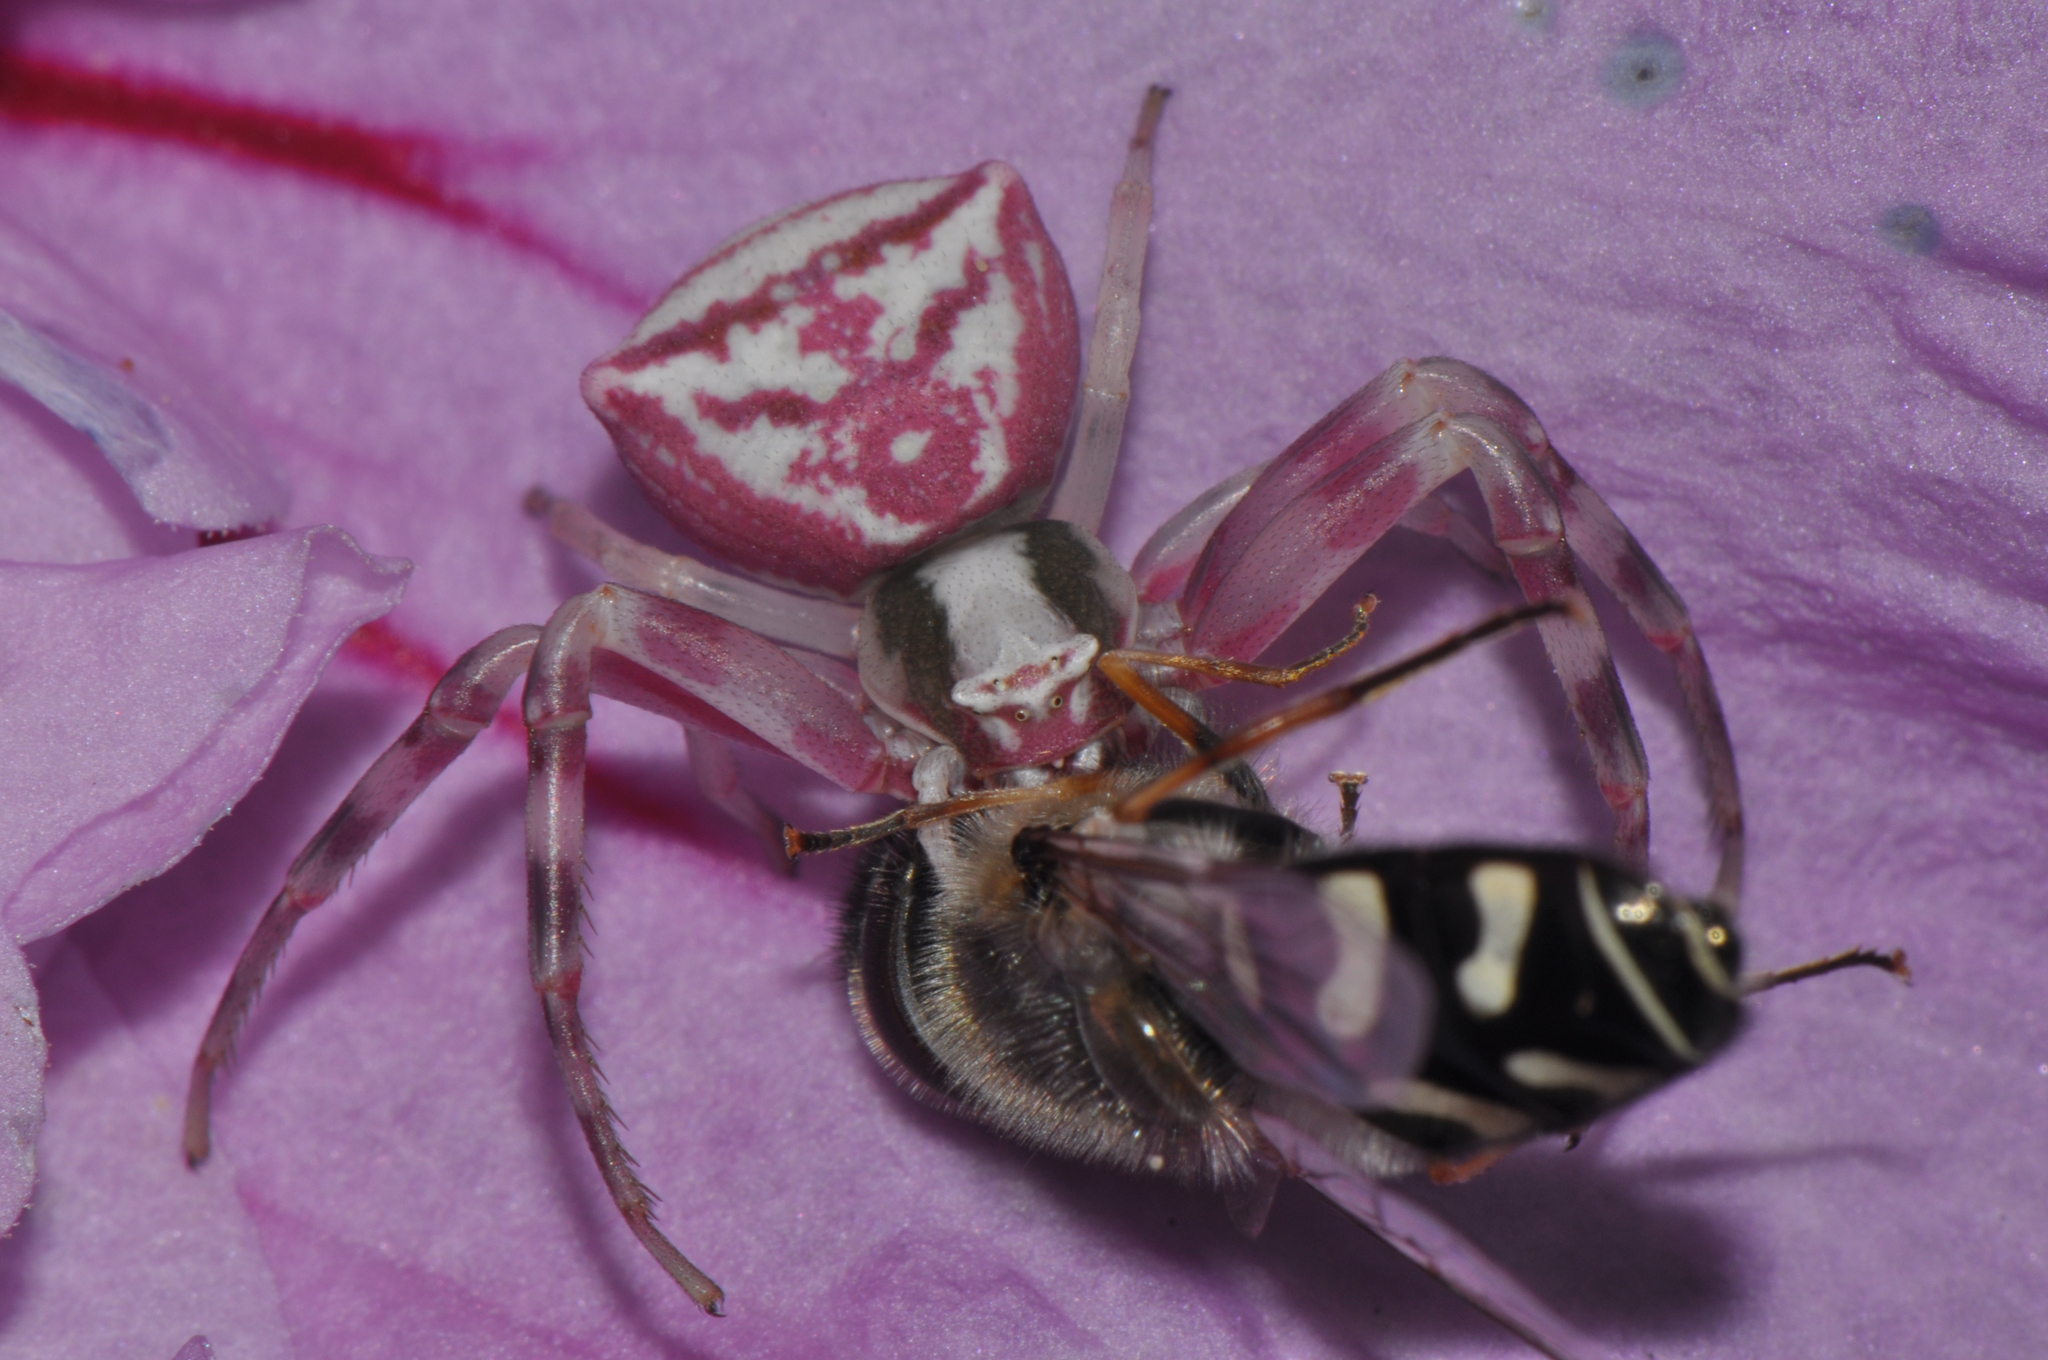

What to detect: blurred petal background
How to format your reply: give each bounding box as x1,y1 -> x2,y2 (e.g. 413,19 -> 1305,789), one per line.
0,3 -> 2041,1357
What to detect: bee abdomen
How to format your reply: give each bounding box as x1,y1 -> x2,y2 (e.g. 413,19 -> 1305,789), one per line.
1302,846 -> 1744,1157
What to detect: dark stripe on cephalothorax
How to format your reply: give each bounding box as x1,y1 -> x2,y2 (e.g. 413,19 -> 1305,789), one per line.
867,564 -> 962,745
1021,520 -> 1121,647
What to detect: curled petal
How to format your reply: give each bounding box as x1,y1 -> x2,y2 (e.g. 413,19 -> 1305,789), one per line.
0,529 -> 408,943
0,211 -> 287,533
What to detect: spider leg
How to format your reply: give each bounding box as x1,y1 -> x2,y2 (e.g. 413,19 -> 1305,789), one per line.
525,591 -> 726,1313
183,625 -> 541,1166
1129,459 -> 1266,609
526,486 -> 861,658
684,728 -> 790,867
588,585 -> 915,798
523,583 -> 927,1312
1399,491 -> 1511,579
1526,453 -> 1744,903
1045,85 -> 1169,533
1171,360 -> 1651,865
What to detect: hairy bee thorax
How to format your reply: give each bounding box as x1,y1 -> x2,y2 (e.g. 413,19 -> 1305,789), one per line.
841,773 -> 1276,1190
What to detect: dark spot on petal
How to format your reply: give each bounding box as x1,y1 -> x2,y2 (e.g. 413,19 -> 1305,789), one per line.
1603,33 -> 1685,108
1878,203 -> 1941,256
1508,0 -> 1554,32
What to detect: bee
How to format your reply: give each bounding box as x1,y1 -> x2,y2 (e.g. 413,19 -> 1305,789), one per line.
810,604 -> 1902,1360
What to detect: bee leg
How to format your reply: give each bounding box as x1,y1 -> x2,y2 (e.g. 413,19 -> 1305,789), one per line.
1427,1145 -> 1511,1185
1326,771 -> 1367,840
183,625 -> 541,1168
1116,602 -> 1561,823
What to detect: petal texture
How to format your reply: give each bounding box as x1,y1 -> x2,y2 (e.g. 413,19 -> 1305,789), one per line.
0,530 -> 409,943
0,5 -> 2040,1360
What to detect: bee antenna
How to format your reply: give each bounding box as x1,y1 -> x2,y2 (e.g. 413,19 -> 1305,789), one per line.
1740,946 -> 1911,996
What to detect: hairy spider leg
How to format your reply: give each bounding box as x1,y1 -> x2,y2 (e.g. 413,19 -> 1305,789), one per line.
183,625 -> 543,1166
1044,84 -> 1170,533
523,584 -> 930,1311
1157,359 -> 1673,873
524,591 -> 726,1314
193,586 -> 921,1313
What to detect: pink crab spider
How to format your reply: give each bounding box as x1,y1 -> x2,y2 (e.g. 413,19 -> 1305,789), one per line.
184,88 -> 1743,1320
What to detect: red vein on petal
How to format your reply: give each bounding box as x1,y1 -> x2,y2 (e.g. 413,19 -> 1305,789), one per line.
343,619 -> 449,690
341,620 -> 708,839
0,49 -> 643,309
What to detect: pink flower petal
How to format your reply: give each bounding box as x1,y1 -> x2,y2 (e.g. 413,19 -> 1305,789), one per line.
0,212 -> 287,533
0,6 -> 2040,1360
0,531 -> 409,943
0,145 -> 405,1253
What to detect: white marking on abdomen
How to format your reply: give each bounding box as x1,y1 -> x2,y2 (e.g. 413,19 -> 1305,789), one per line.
1457,861 -> 1537,1019
1317,871 -> 1391,1039
1502,1050 -> 1653,1102
1367,1079 -> 1536,1144
1577,864 -> 1699,1062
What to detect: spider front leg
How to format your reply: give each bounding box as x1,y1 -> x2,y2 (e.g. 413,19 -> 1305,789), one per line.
522,584 -> 920,1312
184,625 -> 542,1165
523,591 -> 726,1313
1154,359 -> 1727,876
191,584 -> 915,1315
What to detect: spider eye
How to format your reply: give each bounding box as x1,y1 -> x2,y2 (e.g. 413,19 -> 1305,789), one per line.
1014,708 -> 1030,724
1050,694 -> 1064,709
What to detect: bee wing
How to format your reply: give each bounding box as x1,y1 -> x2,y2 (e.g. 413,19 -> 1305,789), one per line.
1254,1101 -> 1620,1360
1050,833 -> 1434,1107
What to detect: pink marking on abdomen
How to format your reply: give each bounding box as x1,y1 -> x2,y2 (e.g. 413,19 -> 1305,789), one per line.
583,163 -> 1079,595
